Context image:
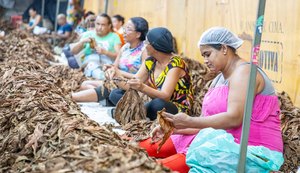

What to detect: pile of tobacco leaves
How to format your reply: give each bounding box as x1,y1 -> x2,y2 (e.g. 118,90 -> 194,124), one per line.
182,57 -> 216,116
0,30 -> 172,172
278,91 -> 300,172
0,30 -> 53,62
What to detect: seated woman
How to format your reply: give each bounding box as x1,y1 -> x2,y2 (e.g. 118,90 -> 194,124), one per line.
76,14 -> 96,35
53,14 -> 73,41
145,27 -> 283,173
112,14 -> 125,46
71,13 -> 122,80
63,14 -> 96,69
109,27 -> 193,120
25,7 -> 42,32
72,17 -> 149,102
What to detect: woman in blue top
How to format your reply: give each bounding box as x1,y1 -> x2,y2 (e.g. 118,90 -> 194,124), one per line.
72,17 -> 149,103
26,7 -> 42,32
55,14 -> 73,40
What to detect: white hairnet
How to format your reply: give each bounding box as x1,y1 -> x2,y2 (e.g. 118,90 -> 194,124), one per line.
198,27 -> 244,49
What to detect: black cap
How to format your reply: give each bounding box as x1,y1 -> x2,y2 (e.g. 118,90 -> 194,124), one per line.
146,27 -> 174,54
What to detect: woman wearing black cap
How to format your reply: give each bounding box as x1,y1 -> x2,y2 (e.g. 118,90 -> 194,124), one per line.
109,27 -> 193,120
109,27 -> 193,172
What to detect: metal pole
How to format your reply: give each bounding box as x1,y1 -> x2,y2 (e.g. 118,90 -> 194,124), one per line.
53,0 -> 61,45
104,0 -> 109,14
41,0 -> 45,27
54,0 -> 60,33
237,0 -> 266,172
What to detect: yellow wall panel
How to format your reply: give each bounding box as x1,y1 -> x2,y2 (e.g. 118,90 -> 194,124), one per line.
84,0 -> 300,107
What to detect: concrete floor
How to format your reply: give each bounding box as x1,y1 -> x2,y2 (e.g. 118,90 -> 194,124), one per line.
78,102 -> 125,135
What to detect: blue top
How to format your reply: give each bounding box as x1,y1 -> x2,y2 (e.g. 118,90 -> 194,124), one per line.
29,16 -> 42,27
57,23 -> 73,35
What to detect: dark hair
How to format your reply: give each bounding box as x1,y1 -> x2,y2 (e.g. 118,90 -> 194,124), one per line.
146,27 -> 174,54
85,15 -> 96,29
84,11 -> 95,19
130,17 -> 149,41
113,14 -> 125,25
208,44 -> 237,53
98,13 -> 113,30
29,7 -> 37,12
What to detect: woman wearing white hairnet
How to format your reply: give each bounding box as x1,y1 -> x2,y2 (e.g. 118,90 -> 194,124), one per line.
151,27 -> 284,172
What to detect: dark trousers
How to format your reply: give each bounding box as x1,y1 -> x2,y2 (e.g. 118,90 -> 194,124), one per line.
109,89 -> 178,120
94,86 -> 114,106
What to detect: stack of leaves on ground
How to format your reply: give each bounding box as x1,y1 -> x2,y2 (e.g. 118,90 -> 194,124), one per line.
0,30 -> 172,173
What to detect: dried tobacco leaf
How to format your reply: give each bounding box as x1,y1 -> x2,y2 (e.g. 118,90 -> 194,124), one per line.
157,108 -> 174,152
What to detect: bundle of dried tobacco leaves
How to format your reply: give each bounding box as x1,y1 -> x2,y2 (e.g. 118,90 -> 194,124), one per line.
115,89 -> 147,125
0,30 -> 173,173
277,91 -> 300,172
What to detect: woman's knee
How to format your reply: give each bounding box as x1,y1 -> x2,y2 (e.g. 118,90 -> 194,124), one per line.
158,154 -> 189,173
109,89 -> 125,105
147,98 -> 178,115
139,137 -> 177,158
150,98 -> 166,105
146,99 -> 165,120
94,86 -> 110,101
80,81 -> 93,90
147,98 -> 168,110
80,80 -> 102,90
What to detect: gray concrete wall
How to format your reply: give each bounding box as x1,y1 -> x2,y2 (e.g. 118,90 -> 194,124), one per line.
1,0 -> 34,20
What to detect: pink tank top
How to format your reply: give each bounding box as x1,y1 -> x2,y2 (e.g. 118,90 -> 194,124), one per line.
171,85 -> 283,154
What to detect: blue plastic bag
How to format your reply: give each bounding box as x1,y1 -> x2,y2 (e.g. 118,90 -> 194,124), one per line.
186,128 -> 284,173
